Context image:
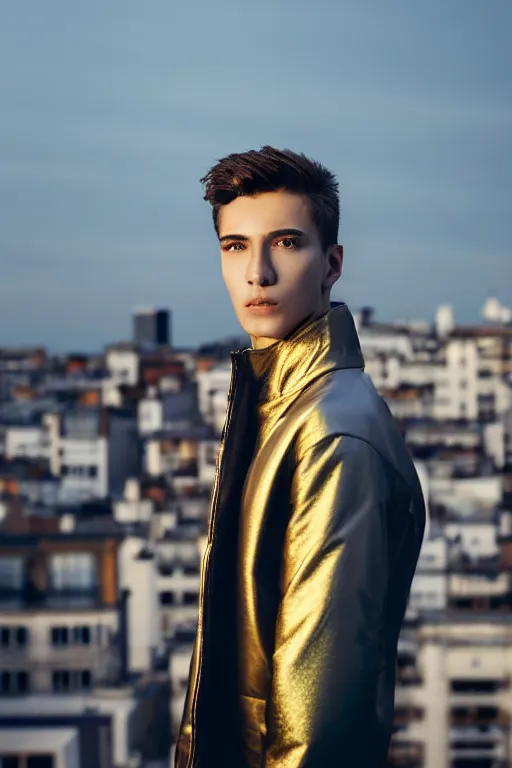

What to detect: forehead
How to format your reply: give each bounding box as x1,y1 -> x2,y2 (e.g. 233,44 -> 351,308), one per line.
217,191 -> 315,237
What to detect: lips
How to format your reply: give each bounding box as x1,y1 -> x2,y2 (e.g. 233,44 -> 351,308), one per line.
246,299 -> 278,307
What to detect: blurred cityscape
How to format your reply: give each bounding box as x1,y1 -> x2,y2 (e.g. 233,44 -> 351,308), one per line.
0,297 -> 511,768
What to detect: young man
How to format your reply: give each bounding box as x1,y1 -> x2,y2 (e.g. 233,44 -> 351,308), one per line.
175,147 -> 425,767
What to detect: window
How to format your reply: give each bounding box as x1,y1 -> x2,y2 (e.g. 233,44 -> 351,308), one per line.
451,679 -> 502,694
0,627 -> 29,648
61,465 -> 94,478
160,591 -> 175,606
17,671 -> 29,693
52,669 -> 92,693
205,443 -> 218,466
73,626 -> 91,645
0,557 -> 23,591
52,669 -> 70,691
27,757 -> 54,768
81,669 -> 92,689
0,670 -> 29,695
50,553 -> 96,592
183,591 -> 198,606
51,626 -> 91,646
51,627 -> 69,646
0,756 -> 20,768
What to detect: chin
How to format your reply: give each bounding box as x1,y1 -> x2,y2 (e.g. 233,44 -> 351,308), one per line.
240,315 -> 287,343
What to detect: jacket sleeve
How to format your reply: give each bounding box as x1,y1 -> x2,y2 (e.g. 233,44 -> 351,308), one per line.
263,434 -> 412,768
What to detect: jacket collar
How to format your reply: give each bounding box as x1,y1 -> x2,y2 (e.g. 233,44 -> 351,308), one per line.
233,302 -> 365,404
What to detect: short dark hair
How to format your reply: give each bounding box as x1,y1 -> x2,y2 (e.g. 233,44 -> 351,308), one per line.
200,146 -> 340,250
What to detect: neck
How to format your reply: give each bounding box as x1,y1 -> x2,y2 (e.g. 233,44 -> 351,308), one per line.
238,302 -> 365,406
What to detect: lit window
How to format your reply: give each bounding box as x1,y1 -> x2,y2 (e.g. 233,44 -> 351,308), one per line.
50,553 -> 96,592
0,557 -> 23,591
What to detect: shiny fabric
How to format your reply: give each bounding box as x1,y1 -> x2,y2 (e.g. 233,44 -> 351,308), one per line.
175,303 -> 426,768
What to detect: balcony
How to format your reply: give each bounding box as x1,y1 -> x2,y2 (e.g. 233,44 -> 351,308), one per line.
448,595 -> 512,613
451,679 -> 509,695
393,705 -> 424,734
387,740 -> 424,767
451,760 -> 508,768
451,707 -> 510,729
0,587 -> 104,612
0,640 -> 121,692
396,653 -> 423,687
396,666 -> 423,687
0,659 -> 120,695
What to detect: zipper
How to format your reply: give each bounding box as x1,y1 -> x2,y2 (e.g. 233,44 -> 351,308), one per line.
187,354 -> 239,768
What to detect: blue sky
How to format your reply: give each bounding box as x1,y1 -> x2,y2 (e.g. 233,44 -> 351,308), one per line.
0,0 -> 510,351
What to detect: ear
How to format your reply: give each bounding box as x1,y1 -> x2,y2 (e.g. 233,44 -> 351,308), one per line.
323,244 -> 343,289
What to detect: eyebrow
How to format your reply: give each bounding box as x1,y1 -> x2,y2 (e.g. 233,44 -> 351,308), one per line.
219,228 -> 306,243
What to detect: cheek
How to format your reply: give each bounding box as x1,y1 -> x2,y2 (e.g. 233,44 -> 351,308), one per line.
221,259 -> 245,301
278,253 -> 323,291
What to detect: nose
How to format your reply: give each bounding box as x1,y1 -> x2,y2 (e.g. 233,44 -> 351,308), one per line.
246,245 -> 277,287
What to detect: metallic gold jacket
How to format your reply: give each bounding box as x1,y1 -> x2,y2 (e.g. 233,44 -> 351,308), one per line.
175,303 -> 426,768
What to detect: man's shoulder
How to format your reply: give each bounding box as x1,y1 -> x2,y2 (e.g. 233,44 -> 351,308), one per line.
294,368 -> 392,443
292,368 -> 418,488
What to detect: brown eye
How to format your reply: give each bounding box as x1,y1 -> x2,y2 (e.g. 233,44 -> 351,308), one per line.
276,237 -> 300,249
223,242 -> 244,252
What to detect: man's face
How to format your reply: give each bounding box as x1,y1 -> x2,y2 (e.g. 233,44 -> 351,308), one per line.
218,191 -> 343,349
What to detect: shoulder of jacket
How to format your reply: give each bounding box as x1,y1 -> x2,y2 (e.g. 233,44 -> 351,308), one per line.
292,369 -> 386,449
291,369 -> 419,492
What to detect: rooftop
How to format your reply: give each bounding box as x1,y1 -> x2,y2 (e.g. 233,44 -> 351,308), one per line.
0,691 -> 136,717
451,326 -> 512,340
0,727 -> 77,753
0,529 -> 124,546
421,610 -> 512,625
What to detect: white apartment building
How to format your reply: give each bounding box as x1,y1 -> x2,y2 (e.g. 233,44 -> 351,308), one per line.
392,618 -> 512,768
0,727 -> 80,768
434,338 -> 479,422
105,346 -> 140,387
196,363 -> 231,435
409,536 -> 448,613
0,688 -> 157,768
155,529 -> 202,639
55,407 -> 139,503
169,632 -> 196,746
4,425 -> 51,461
118,536 -> 162,675
0,536 -> 123,698
138,388 -> 198,437
113,478 -> 154,525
